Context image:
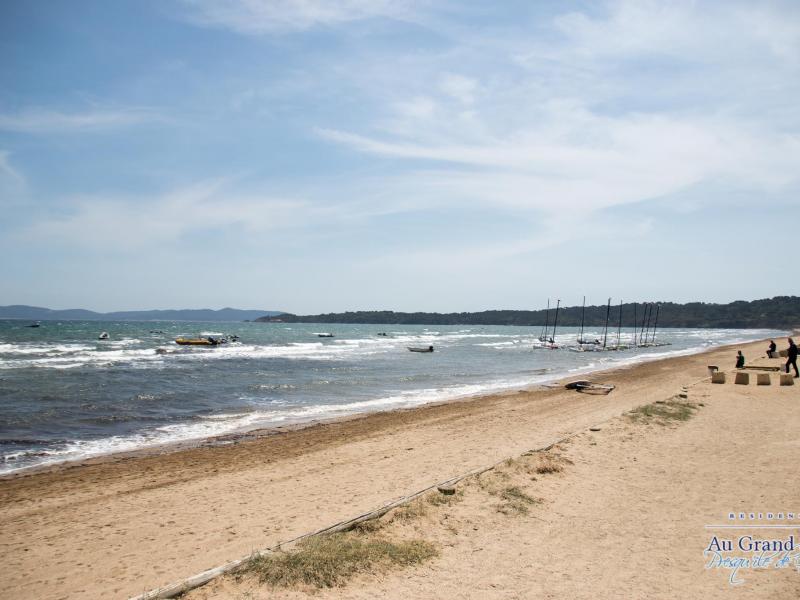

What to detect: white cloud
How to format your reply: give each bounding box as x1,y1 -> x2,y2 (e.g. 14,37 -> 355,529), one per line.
0,150 -> 27,207
20,180 -> 318,250
550,0 -> 800,65
439,73 -> 476,105
392,96 -> 437,119
0,108 -> 160,134
0,150 -> 24,185
312,0 -> 800,237
179,0 -> 425,33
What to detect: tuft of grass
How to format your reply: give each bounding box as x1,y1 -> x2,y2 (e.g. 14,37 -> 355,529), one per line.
627,400 -> 698,425
497,486 -> 541,515
394,497 -> 429,521
535,455 -> 564,474
426,489 -> 464,507
246,532 -> 437,589
350,519 -> 384,534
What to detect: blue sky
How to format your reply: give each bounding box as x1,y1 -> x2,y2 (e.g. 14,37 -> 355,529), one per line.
1,0 -> 798,313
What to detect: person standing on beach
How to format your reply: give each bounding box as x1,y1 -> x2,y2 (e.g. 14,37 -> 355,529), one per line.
786,338 -> 799,377
736,351 -> 745,369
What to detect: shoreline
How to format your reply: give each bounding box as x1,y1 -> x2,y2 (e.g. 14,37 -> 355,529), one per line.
0,336 -> 791,599
0,333 -> 776,480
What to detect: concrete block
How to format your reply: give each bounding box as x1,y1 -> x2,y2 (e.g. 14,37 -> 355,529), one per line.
757,373 -> 771,385
735,372 -> 750,385
779,349 -> 789,357
711,372 -> 726,384
780,374 -> 795,386
767,351 -> 779,359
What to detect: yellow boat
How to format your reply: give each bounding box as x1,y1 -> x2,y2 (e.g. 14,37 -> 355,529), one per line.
175,337 -> 219,346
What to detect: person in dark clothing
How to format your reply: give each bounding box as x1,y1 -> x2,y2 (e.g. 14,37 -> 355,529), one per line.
768,340 -> 777,356
736,351 -> 745,368
786,338 -> 799,377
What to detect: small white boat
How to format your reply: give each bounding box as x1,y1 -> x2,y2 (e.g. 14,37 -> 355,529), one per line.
98,332 -> 109,340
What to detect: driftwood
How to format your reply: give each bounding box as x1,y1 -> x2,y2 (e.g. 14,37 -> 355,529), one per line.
129,436 -> 572,600
740,366 -> 781,372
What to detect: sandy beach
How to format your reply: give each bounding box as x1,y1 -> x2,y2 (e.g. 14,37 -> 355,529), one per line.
1,337 -> 797,599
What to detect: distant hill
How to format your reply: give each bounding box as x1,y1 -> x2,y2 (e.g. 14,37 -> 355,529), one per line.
256,296 -> 800,330
0,305 -> 284,322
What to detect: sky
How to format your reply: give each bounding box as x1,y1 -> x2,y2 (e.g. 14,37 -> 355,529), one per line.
1,0 -> 798,314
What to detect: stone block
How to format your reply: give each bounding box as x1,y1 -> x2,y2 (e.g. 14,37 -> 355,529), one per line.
711,372 -> 726,384
735,372 -> 749,385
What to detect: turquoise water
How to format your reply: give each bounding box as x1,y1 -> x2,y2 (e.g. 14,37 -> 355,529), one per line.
0,320 -> 781,474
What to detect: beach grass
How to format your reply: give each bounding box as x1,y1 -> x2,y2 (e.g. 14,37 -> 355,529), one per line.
627,400 -> 698,424
535,455 -> 565,474
426,489 -> 464,506
245,532 -> 437,589
497,486 -> 541,515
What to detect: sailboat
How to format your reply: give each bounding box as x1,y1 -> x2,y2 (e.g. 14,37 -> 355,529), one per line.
600,298 -> 611,349
535,298 -> 560,349
571,296 -> 601,351
603,299 -> 629,351
638,304 -> 671,348
612,300 -> 629,350
538,299 -> 551,342
546,299 -> 561,349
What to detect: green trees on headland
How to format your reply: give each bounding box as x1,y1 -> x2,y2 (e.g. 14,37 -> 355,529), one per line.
256,296 -> 800,329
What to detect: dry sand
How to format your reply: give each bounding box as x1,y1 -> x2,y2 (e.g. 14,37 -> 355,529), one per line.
1,338 -> 797,599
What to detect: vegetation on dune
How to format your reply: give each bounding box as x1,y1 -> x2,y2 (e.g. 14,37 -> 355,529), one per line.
497,486 -> 542,515
627,400 -> 699,425
245,532 -> 437,589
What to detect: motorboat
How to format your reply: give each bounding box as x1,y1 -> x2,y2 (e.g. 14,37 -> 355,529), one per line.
317,333 -> 334,338
408,346 -> 434,353
98,332 -> 109,340
175,337 -> 224,346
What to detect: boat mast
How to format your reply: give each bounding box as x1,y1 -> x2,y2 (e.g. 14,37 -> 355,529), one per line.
643,302 -> 654,346
651,304 -> 660,345
632,302 -> 638,346
551,299 -> 560,344
616,299 -> 623,348
541,299 -> 550,341
602,297 -> 611,348
639,303 -> 648,346
579,296 -> 586,344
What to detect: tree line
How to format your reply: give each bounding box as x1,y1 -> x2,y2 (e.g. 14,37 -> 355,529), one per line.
256,296 -> 800,329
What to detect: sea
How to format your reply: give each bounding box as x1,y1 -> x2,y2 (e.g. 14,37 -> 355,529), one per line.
0,320 -> 783,475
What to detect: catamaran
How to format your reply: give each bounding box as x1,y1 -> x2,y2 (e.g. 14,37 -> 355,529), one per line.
538,299 -> 551,342
571,296 -> 602,352
535,299 -> 560,349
